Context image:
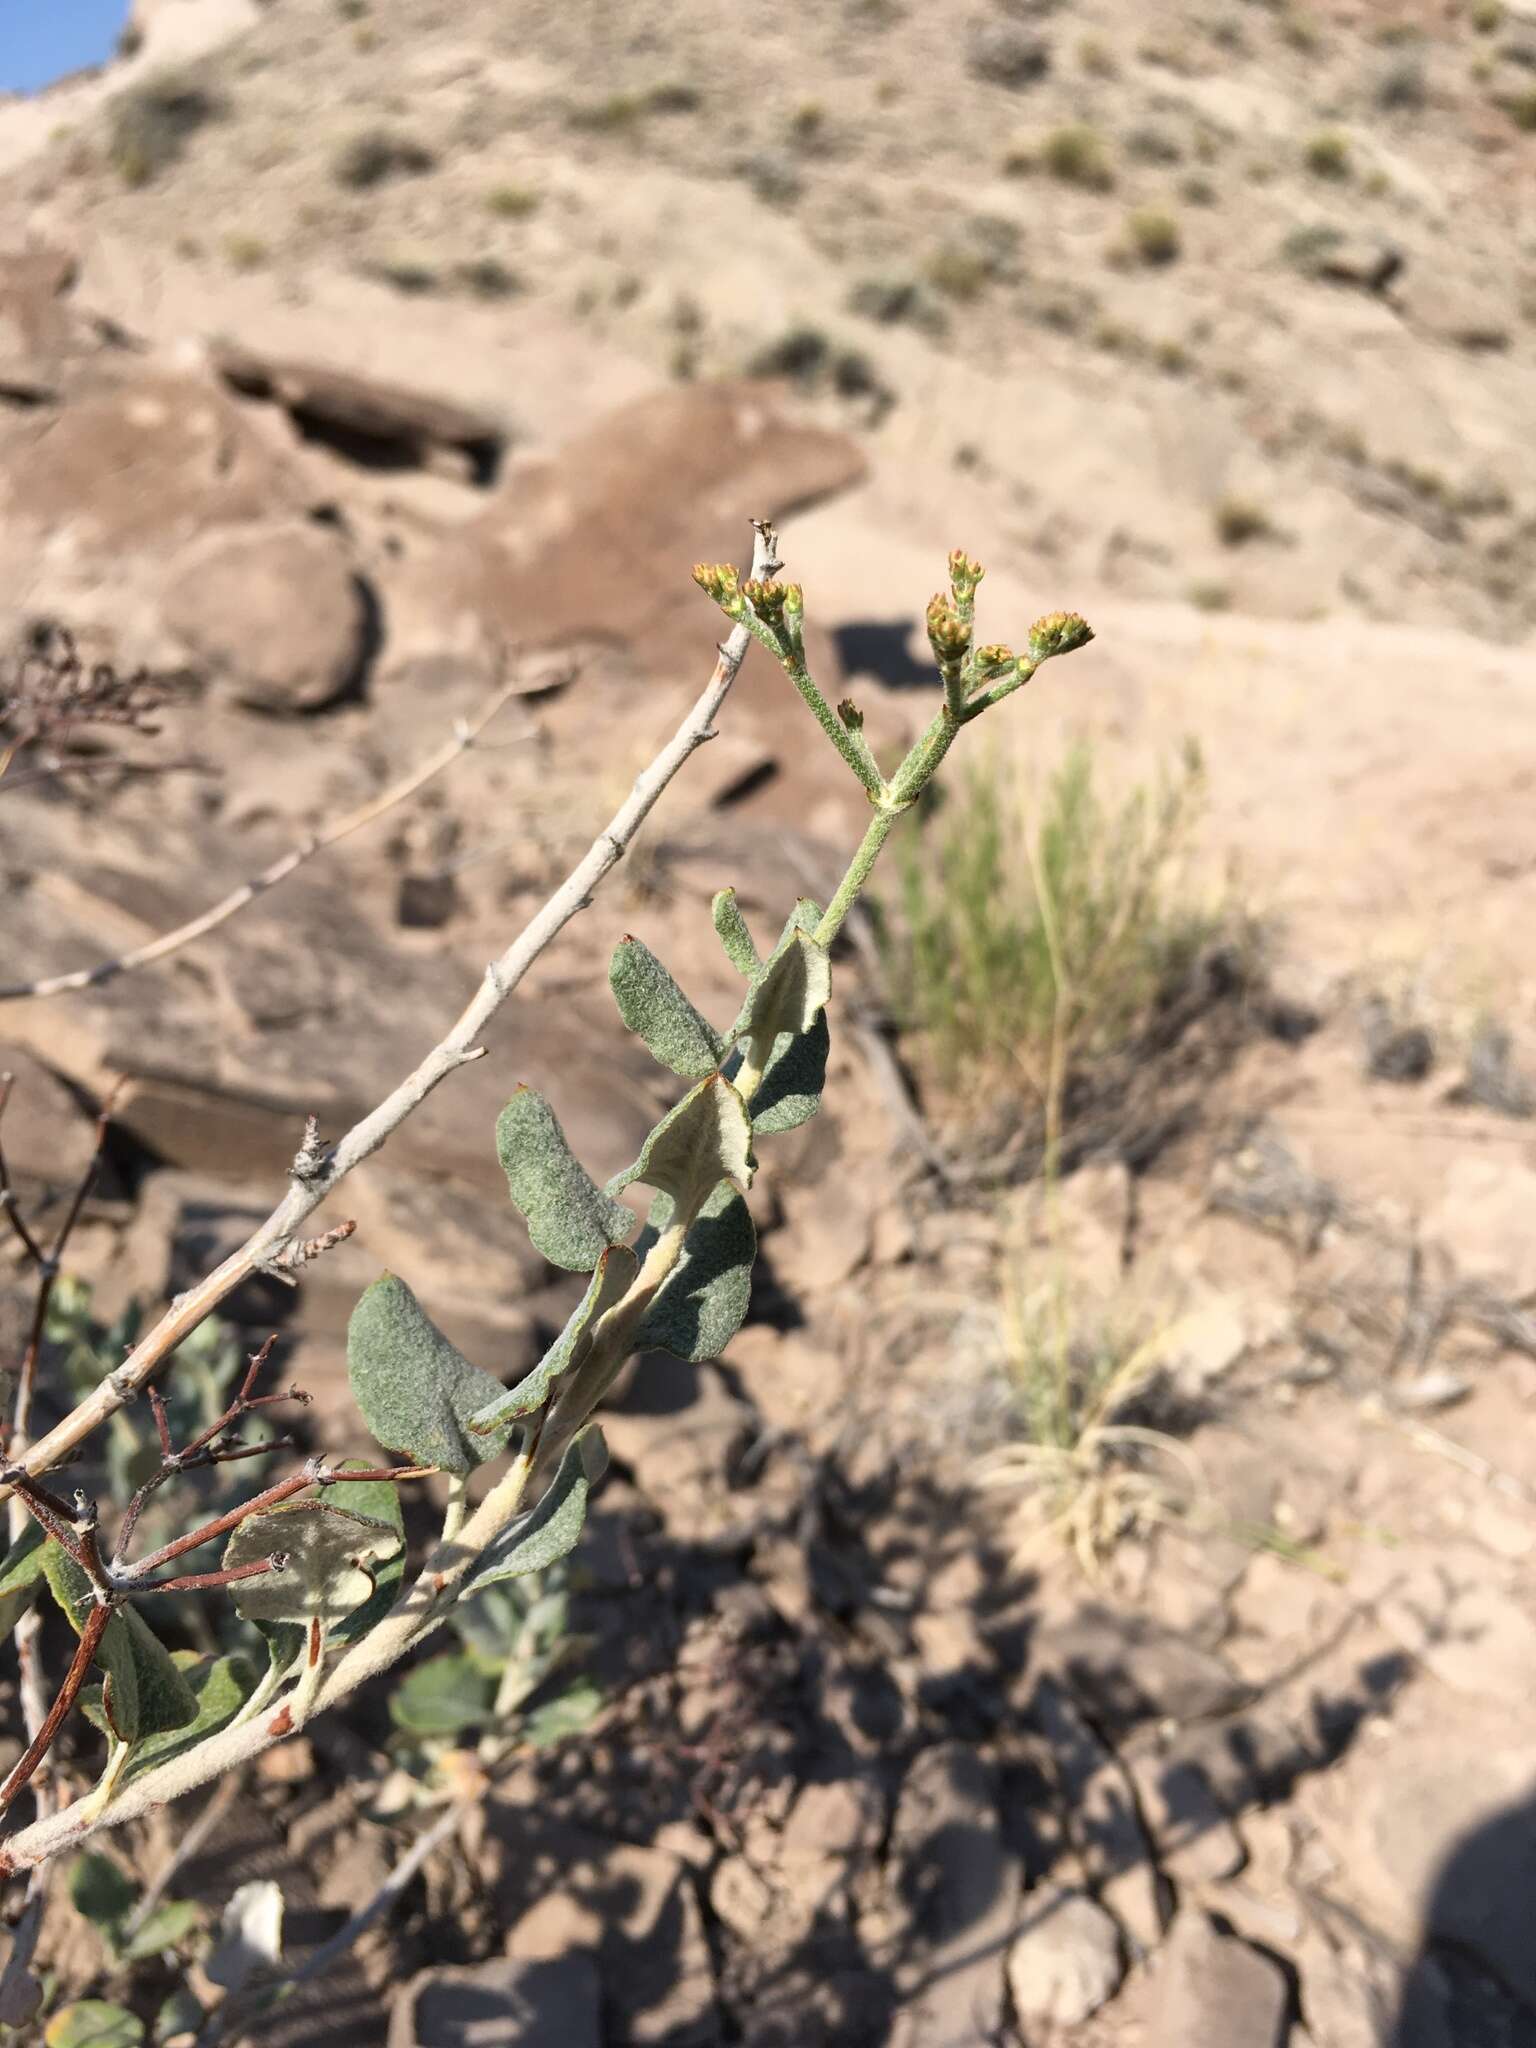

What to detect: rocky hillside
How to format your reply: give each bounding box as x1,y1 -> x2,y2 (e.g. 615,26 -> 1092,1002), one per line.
8,0 -> 1536,643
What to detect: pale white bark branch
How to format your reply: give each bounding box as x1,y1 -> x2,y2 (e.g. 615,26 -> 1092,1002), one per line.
0,518 -> 778,1524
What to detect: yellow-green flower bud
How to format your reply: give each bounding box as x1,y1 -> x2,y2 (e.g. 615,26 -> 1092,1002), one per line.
1027,611 -> 1094,660
926,594 -> 969,666
948,549 -> 985,599
970,642 -> 1015,679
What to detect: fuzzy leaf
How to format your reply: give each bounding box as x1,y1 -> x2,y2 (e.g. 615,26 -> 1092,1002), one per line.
44,2003 -> 143,2048
730,929 -> 831,1064
224,1501 -> 400,1629
610,1075 -> 754,1212
465,1429 -> 607,1594
496,1085 -> 635,1272
610,937 -> 724,1078
41,1545 -> 197,1746
0,1520 -> 47,1638
711,888 -> 760,975
121,1900 -> 200,1963
255,1619 -> 305,1683
635,1183 -> 756,1362
69,1853 -> 136,1937
318,1467 -> 405,1646
388,1651 -> 497,1738
470,1245 -> 637,1435
523,1679 -> 604,1748
750,1010 -> 831,1134
83,1652 -> 256,1786
348,1275 -> 511,1475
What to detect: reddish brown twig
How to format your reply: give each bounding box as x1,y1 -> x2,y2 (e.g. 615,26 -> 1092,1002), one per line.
0,1079 -> 120,1457
0,1606 -> 109,1814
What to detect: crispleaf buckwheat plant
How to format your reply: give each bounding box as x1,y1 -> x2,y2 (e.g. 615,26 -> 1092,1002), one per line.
0,527 -> 1091,1923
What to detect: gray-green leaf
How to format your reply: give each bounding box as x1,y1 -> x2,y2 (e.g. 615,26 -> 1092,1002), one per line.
318,1467 -> 405,1646
610,1075 -> 754,1212
635,1182 -> 756,1362
0,1520 -> 47,1639
469,1244 -> 637,1435
224,1501 -> 400,1630
750,1009 -> 830,1134
121,1899 -> 200,1963
388,1651 -> 497,1738
496,1085 -> 635,1272
41,1545 -> 197,1746
711,887 -> 760,975
91,1652 -> 255,1787
44,2002 -> 143,2048
609,937 -> 724,1078
729,928 -> 831,1069
464,1428 -> 607,1595
69,1852 -> 136,1938
348,1274 -> 511,1475
523,1679 -> 604,1748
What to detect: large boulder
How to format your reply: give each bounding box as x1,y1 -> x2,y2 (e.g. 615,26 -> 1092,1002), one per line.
159,518 -> 372,711
379,378 -> 866,695
0,365 -> 304,650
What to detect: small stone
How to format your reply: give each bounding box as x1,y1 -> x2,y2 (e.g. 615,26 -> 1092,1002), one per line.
1151,1909 -> 1288,2048
1007,1885 -> 1124,2026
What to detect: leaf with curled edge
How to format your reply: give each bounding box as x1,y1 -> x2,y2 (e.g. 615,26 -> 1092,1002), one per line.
469,1244 -> 638,1436
464,1429 -> 607,1594
224,1500 -> 400,1630
608,1074 -> 754,1213
41,1543 -> 197,1746
609,936 -> 725,1078
634,1182 -> 756,1363
496,1085 -> 635,1272
711,887 -> 760,975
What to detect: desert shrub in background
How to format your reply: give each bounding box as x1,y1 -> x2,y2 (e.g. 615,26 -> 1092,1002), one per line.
107,73 -> 221,188
1122,206 -> 1182,265
330,126 -> 436,190
1303,129 -> 1352,178
978,1248 -> 1197,1574
1041,123 -> 1116,189
1214,494 -> 1273,545
888,739 -> 1214,1096
0,530 -> 1094,2035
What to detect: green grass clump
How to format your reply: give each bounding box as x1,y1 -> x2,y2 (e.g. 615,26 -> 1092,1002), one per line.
1124,207 -> 1181,264
1303,130 -> 1351,178
1500,85 -> 1536,131
889,741 -> 1214,1088
108,72 -> 221,187
486,182 -> 540,219
1042,123 -> 1115,190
